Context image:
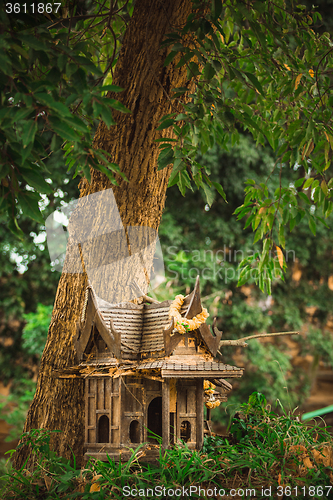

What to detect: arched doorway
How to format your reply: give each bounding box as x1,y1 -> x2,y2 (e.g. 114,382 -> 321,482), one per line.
129,419 -> 141,443
147,397 -> 162,443
180,420 -> 191,442
97,415 -> 109,443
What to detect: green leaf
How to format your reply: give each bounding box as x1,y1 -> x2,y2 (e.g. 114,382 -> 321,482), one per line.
48,116 -> 80,141
187,62 -> 200,77
100,107 -> 116,128
211,0 -> 223,19
202,183 -> 215,207
8,217 -> 24,239
19,168 -> 53,194
17,192 -> 44,224
100,85 -> 124,93
10,43 -> 29,59
93,100 -> 104,118
82,163 -> 91,183
95,164 -> 118,185
244,213 -> 256,229
168,172 -> 180,188
303,177 -> 314,189
290,217 -> 297,231
14,107 -> 34,122
18,35 -> 49,51
158,148 -> 174,170
253,224 -> 264,243
72,56 -> 103,76
321,179 -> 329,197
211,181 -> 227,202
316,216 -> 329,229
164,51 -> 178,67
243,71 -> 264,95
35,93 -> 71,116
62,115 -> 90,134
204,62 -> 216,81
279,224 -> 285,249
175,113 -> 188,121
22,121 -> 37,148
157,118 -> 175,131
237,269 -> 251,287
104,98 -> 131,114
308,217 -> 316,236
294,177 -> 305,188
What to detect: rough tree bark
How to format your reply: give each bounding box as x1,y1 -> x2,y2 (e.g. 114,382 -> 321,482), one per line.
13,0 -> 196,469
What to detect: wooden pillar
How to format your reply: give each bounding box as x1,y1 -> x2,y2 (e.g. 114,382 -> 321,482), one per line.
196,379 -> 204,449
162,379 -> 170,451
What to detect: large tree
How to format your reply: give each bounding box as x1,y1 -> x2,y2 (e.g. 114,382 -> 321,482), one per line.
12,0 -> 198,468
2,0 -> 332,467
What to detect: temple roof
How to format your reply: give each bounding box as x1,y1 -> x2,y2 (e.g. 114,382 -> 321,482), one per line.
74,276 -> 223,362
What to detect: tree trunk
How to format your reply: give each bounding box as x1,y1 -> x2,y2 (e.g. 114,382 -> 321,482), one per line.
13,0 -> 195,469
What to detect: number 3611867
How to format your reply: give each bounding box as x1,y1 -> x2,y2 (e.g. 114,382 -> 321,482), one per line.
5,3 -> 61,14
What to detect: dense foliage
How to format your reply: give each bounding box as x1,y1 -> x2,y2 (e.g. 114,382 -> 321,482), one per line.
159,133 -> 333,419
0,0 -> 131,237
1,0 -> 333,291
158,0 -> 333,293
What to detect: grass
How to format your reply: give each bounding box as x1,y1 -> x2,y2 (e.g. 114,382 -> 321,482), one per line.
0,393 -> 332,499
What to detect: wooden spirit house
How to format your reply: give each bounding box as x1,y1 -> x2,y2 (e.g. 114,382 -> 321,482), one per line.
72,276 -> 243,461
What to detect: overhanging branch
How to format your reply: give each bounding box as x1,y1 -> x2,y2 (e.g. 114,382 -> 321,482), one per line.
219,331 -> 299,348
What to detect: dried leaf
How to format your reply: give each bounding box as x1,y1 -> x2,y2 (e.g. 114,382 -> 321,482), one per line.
44,475 -> 52,491
312,446 -> 333,467
295,74 -> 303,90
90,483 -> 101,493
284,63 -> 291,71
90,475 -> 103,492
276,246 -> 284,268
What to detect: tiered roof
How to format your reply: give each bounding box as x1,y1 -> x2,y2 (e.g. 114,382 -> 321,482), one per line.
73,276 -> 243,380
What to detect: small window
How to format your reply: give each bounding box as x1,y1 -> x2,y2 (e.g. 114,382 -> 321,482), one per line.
98,415 -> 109,443
129,420 -> 140,443
180,420 -> 191,442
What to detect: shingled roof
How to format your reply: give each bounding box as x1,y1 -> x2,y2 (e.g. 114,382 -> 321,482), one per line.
75,277 -> 225,363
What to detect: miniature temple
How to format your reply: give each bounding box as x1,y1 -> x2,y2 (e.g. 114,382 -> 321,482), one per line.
68,276 -> 243,461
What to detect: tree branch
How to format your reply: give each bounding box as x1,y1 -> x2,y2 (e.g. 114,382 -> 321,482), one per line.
219,331 -> 299,347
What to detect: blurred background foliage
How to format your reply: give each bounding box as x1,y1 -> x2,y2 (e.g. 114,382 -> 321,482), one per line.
1,0 -> 333,443
157,132 -> 333,423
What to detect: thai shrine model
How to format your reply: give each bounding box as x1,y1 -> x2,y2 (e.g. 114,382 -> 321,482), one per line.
62,276 -> 243,461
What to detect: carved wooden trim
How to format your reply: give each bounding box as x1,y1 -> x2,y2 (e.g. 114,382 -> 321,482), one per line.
74,288 -> 121,360
198,323 -> 221,357
184,275 -> 201,319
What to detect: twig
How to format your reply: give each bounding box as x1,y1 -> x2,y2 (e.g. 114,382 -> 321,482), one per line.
219,331 -> 299,347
